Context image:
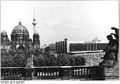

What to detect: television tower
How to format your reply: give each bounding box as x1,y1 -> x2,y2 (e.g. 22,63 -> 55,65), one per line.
32,9 -> 37,34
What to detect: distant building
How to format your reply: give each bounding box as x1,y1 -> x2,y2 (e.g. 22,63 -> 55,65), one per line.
48,43 -> 56,51
69,42 -> 107,52
55,38 -> 67,54
55,40 -> 107,54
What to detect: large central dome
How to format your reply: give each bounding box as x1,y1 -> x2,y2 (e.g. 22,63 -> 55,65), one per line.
11,21 -> 29,42
11,21 -> 29,35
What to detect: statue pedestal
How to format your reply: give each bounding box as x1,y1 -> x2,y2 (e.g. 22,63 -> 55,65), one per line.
99,59 -> 119,80
104,65 -> 119,80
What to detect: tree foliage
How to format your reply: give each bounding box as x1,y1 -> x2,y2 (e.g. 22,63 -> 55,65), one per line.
12,54 -> 26,67
56,54 -> 86,66
74,56 -> 86,66
1,48 -> 86,67
33,54 -> 46,66
1,50 -> 26,67
56,54 -> 74,66
33,51 -> 86,66
33,49 -> 57,66
1,51 -> 14,67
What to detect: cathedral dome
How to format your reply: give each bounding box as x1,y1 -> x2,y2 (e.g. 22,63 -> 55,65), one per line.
11,21 -> 29,36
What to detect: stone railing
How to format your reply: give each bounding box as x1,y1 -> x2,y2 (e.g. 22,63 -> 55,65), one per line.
1,66 -> 105,80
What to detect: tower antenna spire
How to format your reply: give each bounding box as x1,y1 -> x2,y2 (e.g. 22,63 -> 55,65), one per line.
32,8 -> 37,34
34,8 -> 35,19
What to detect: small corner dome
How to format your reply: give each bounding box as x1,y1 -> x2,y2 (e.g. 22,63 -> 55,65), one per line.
1,30 -> 7,36
33,31 -> 39,36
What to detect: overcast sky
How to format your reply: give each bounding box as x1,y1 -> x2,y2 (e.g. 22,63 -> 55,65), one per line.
1,1 -> 119,46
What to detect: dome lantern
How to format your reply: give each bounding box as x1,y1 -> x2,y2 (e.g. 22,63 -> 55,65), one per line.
19,20 -> 22,25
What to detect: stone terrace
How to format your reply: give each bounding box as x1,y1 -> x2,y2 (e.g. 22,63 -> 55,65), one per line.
74,52 -> 119,80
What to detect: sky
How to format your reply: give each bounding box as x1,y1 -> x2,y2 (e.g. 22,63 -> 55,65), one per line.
1,1 -> 119,46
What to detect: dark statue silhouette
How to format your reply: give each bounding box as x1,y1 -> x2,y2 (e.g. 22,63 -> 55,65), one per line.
99,27 -> 119,68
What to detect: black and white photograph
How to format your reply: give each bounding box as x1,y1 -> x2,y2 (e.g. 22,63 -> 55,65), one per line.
0,0 -> 119,82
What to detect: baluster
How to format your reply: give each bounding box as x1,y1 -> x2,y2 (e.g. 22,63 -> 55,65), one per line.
45,72 -> 47,77
84,68 -> 86,76
80,68 -> 82,77
57,72 -> 59,76
82,68 -> 84,76
37,72 -> 39,77
43,73 -> 45,76
51,73 -> 53,76
54,72 -> 56,76
73,69 -> 76,75
79,69 -> 81,76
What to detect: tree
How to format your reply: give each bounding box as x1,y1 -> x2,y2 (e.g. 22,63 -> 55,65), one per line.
12,54 -> 26,67
33,54 -> 46,66
56,54 -> 75,66
43,54 -> 57,66
1,59 -> 15,67
1,51 -> 14,67
74,56 -> 86,66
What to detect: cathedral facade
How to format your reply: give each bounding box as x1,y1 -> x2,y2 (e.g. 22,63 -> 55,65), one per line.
1,20 -> 40,56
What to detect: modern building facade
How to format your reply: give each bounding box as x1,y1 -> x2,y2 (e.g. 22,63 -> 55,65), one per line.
55,38 -> 67,54
55,39 -> 107,54
69,43 -> 107,52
